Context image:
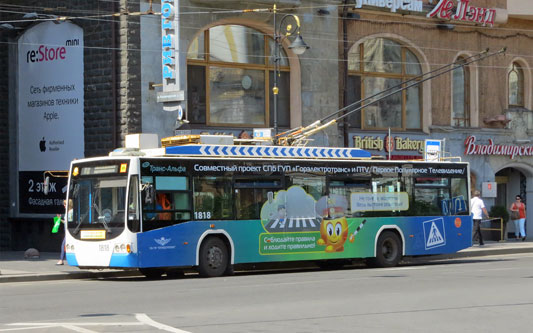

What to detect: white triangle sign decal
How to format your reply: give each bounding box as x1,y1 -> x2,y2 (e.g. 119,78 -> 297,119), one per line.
426,222 -> 444,247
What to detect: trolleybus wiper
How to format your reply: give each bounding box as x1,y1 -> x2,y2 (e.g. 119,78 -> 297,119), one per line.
93,201 -> 112,234
73,216 -> 84,235
97,214 -> 112,233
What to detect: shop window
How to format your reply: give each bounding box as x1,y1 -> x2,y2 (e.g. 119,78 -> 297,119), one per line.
509,62 -> 524,107
187,25 -> 290,128
347,38 -> 422,131
452,56 -> 470,127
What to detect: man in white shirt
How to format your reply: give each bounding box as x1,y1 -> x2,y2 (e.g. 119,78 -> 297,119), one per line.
470,190 -> 489,246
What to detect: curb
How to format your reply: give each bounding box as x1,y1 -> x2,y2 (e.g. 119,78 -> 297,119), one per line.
0,270 -> 140,283
2,247 -> 532,283
406,246 -> 533,263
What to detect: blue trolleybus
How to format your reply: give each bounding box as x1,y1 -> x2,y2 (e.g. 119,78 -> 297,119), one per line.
63,135 -> 472,277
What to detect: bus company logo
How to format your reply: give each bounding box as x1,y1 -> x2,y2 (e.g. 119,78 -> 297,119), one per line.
151,236 -> 176,250
142,162 -> 150,168
423,218 -> 446,250
154,237 -> 171,246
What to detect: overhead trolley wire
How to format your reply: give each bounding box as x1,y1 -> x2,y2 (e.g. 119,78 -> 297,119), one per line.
280,47 -> 507,146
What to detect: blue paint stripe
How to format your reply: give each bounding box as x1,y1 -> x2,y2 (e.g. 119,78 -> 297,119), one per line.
166,145 -> 371,159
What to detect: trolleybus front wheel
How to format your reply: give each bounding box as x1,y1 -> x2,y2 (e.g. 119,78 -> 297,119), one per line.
198,237 -> 229,277
368,231 -> 402,268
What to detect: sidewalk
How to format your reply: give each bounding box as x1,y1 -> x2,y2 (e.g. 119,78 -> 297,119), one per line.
1,240 -> 533,283
0,251 -> 138,283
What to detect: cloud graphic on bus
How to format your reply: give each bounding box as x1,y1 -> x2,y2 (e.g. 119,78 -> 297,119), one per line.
260,186 -> 320,233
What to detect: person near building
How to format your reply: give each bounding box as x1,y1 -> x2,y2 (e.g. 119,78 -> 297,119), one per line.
510,194 -> 527,241
57,199 -> 73,265
470,190 -> 488,246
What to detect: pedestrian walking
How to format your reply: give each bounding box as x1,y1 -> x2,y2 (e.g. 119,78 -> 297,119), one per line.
470,190 -> 488,246
510,194 -> 526,241
56,199 -> 73,265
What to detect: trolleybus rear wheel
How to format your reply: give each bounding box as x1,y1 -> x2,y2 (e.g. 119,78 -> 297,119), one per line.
368,231 -> 402,268
198,237 -> 229,277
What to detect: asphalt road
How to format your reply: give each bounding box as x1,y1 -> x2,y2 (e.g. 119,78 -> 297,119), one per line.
2,253 -> 533,332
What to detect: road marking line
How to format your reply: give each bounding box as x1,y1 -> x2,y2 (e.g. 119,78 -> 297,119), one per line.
136,313 -> 190,333
0,326 -> 55,332
7,323 -> 143,326
3,315 -> 184,332
376,266 -> 427,271
60,324 -> 97,333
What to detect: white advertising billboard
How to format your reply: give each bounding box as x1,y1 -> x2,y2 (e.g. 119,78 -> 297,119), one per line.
17,21 -> 84,214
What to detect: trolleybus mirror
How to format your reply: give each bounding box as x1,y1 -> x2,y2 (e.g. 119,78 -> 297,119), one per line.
142,183 -> 154,204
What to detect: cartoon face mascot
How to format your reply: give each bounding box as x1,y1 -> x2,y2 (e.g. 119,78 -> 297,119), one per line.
317,215 -> 349,252
316,196 -> 349,253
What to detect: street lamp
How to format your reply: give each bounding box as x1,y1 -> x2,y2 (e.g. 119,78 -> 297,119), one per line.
272,4 -> 309,144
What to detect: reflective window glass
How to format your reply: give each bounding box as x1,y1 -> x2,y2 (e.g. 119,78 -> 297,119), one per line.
187,32 -> 205,60
405,49 -> 422,75
452,60 -> 469,127
509,63 -> 524,106
209,67 -> 265,125
347,38 -> 421,131
363,77 -> 402,129
209,25 -> 265,65
364,38 -> 402,73
186,25 -> 292,127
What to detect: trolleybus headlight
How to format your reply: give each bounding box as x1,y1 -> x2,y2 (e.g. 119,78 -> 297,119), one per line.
114,245 -> 120,252
120,244 -> 126,251
70,245 -> 74,251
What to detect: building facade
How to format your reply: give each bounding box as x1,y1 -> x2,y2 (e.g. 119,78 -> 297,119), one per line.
1,0 -> 533,250
343,0 -> 533,238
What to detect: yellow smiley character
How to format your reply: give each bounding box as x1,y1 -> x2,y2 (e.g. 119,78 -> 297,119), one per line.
317,217 -> 349,253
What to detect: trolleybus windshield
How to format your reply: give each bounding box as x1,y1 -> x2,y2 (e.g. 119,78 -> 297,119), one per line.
68,176 -> 127,240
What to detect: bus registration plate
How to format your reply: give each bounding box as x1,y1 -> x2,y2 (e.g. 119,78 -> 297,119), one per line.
80,230 -> 106,240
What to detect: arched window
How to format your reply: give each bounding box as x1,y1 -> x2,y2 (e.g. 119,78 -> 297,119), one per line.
187,25 -> 290,127
509,62 -> 524,107
347,38 -> 422,131
452,57 -> 470,127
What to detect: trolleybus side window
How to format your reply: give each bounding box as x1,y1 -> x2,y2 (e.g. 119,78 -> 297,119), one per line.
448,177 -> 469,215
141,176 -> 192,231
234,177 -> 284,220
414,177 -> 450,216
193,176 -> 233,220
289,176 -> 325,201
328,178 -> 371,217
